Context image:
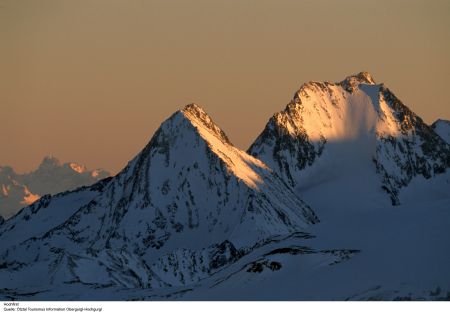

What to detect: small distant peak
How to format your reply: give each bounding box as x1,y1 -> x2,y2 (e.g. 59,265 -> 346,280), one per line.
39,155 -> 61,169
340,71 -> 376,92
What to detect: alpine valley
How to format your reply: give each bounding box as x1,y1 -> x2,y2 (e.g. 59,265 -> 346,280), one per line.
1,73 -> 449,300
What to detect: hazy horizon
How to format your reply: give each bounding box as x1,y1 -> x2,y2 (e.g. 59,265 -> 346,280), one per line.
2,0 -> 449,174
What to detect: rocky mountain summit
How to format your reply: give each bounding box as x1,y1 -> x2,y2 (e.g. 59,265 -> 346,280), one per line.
249,72 -> 450,205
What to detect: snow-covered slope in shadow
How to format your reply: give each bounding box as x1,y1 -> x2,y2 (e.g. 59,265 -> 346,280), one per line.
432,119 -> 450,144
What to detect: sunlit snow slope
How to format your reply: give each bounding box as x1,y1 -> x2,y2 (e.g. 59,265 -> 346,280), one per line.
249,72 -> 450,206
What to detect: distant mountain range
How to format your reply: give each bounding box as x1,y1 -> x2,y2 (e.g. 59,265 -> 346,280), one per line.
0,72 -> 449,300
0,156 -> 109,219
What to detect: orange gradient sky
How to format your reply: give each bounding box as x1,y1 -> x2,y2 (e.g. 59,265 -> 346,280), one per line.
1,0 -> 449,174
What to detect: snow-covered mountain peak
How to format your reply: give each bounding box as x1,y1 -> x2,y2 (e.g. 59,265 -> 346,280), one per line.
92,105 -> 318,248
249,73 -> 449,205
142,104 -> 265,190
272,82 -> 384,143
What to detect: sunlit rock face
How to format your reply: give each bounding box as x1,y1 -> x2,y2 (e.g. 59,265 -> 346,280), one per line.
0,157 -> 109,219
